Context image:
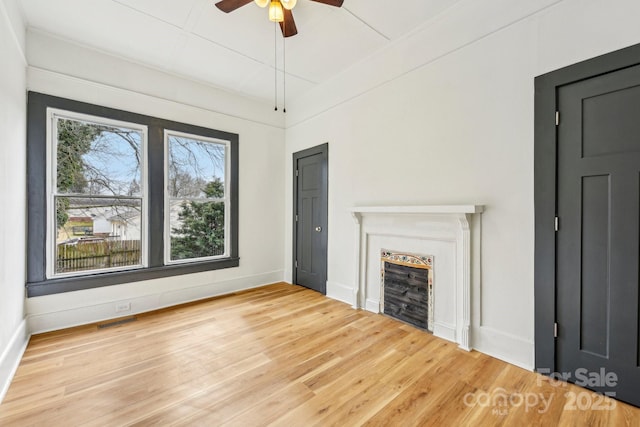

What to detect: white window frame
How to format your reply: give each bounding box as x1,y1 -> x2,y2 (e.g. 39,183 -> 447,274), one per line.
163,129 -> 231,265
46,108 -> 149,279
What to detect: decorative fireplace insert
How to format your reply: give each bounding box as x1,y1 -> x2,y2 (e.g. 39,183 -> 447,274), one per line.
381,250 -> 433,331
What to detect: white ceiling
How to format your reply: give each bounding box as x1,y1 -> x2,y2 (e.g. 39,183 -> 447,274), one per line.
19,0 -> 462,103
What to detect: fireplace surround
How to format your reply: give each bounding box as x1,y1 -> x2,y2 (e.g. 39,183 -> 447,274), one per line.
349,205 -> 483,350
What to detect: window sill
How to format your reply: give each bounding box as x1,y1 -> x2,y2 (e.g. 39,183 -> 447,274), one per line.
26,257 -> 240,297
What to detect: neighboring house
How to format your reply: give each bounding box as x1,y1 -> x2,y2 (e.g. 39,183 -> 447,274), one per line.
59,199 -> 143,243
106,210 -> 141,242
59,200 -> 190,244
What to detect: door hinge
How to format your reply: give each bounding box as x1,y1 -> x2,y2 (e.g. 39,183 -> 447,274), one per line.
554,322 -> 558,338
555,111 -> 560,126
295,169 -> 299,177
554,216 -> 559,232
295,214 -> 298,222
295,260 -> 298,268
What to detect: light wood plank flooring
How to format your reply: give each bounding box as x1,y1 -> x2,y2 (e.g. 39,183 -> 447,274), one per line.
1,283 -> 638,426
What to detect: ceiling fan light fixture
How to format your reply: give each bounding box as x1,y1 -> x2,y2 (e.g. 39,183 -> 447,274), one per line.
254,0 -> 269,7
268,0 -> 284,22
281,0 -> 297,10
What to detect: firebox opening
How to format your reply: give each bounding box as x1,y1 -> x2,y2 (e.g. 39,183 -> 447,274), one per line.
380,250 -> 433,332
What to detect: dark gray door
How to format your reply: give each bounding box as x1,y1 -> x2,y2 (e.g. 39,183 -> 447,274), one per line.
293,144 -> 328,294
556,64 -> 640,405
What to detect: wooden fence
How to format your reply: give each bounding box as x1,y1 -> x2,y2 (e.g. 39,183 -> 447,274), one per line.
57,240 -> 141,273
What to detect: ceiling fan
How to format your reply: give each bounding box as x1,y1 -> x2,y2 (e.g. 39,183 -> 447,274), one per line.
214,0 -> 344,38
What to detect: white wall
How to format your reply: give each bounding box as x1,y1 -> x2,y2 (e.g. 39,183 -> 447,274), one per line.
283,0 -> 640,369
25,32 -> 286,333
0,0 -> 29,403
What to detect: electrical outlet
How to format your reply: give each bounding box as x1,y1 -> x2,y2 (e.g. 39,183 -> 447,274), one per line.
115,302 -> 131,313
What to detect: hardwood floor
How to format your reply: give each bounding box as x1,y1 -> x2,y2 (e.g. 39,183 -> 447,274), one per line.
1,283 -> 638,426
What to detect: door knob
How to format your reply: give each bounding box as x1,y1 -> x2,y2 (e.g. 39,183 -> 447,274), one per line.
315,226 -> 322,232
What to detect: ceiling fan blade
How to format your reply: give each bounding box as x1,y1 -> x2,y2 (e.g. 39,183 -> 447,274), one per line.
309,0 -> 344,7
215,0 -> 253,13
279,8 -> 298,37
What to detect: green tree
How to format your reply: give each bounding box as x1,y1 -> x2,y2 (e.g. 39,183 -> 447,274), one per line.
55,119 -> 102,227
170,178 -> 225,260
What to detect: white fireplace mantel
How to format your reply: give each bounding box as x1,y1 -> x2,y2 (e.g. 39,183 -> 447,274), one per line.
348,205 -> 484,351
349,205 -> 484,216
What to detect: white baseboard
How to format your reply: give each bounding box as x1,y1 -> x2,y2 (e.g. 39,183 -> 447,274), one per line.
28,270 -> 284,334
473,326 -> 534,371
365,298 -> 380,313
326,281 -> 357,307
0,319 -> 30,404
433,321 -> 457,344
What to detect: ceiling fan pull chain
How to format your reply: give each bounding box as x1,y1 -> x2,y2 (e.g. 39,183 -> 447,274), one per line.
283,19 -> 287,113
274,21 -> 278,111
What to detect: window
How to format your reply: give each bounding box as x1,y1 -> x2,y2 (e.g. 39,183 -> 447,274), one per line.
165,131 -> 229,263
27,92 -> 239,297
49,111 -> 147,277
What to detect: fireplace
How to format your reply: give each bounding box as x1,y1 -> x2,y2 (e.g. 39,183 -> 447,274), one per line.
349,205 -> 483,350
381,250 -> 433,331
